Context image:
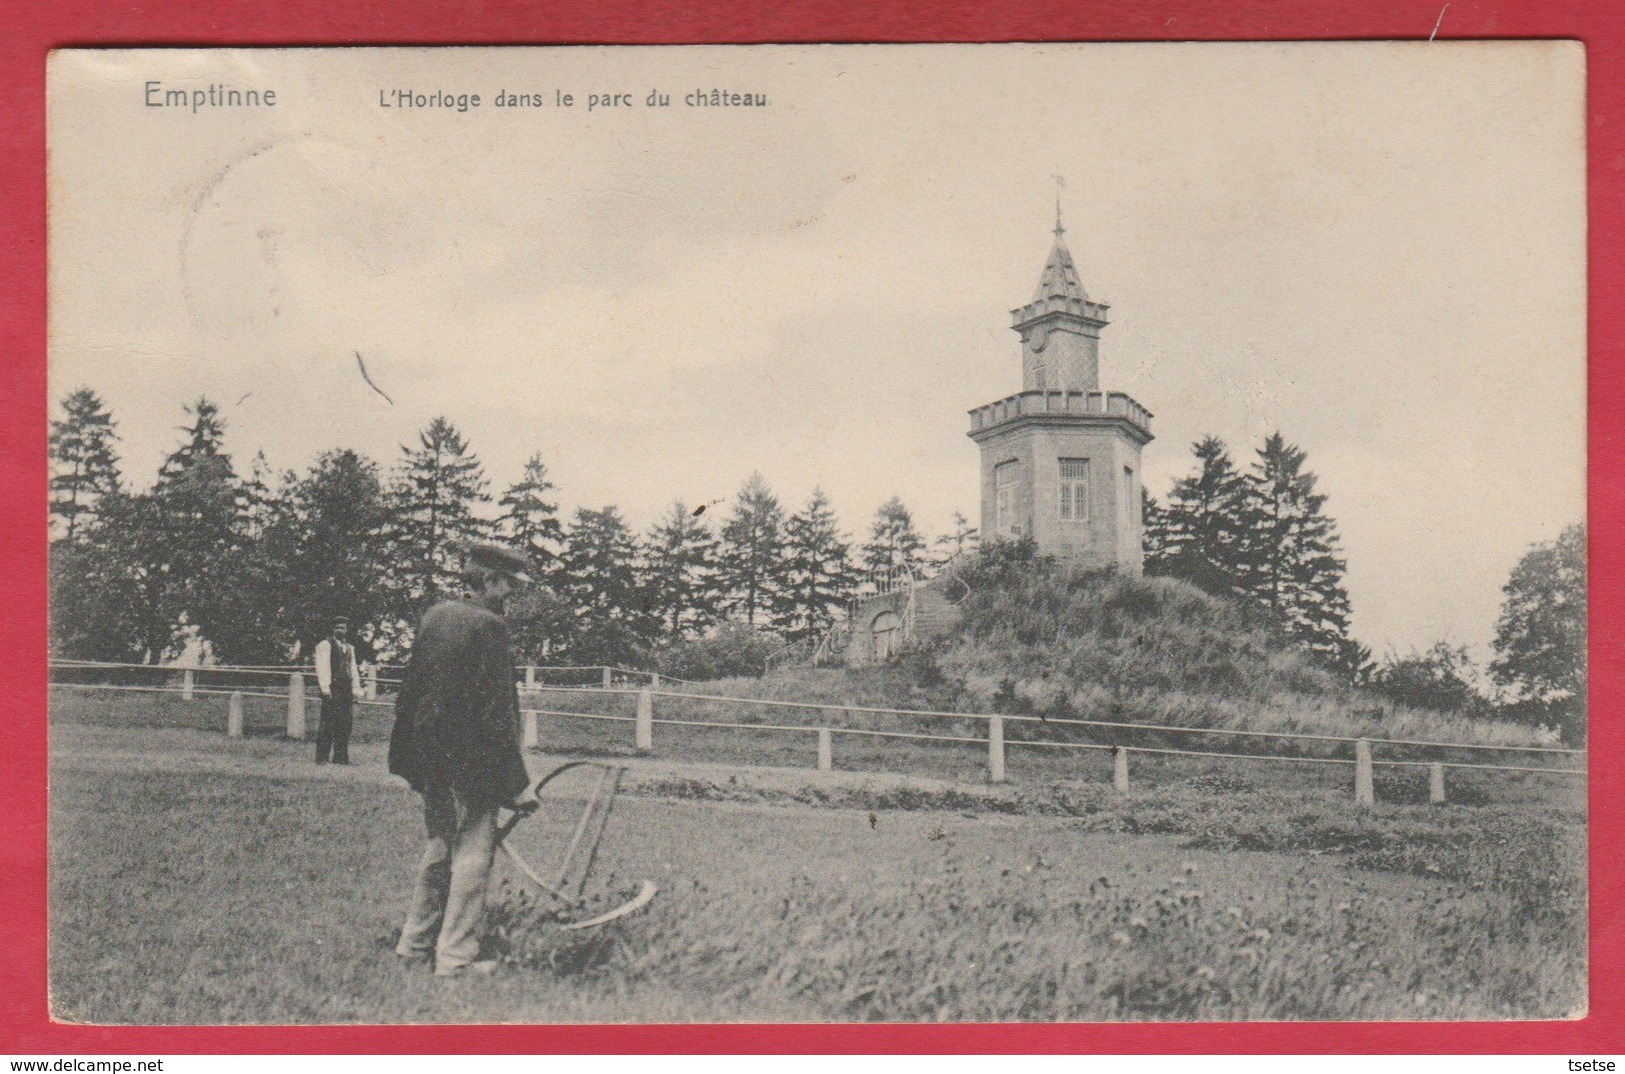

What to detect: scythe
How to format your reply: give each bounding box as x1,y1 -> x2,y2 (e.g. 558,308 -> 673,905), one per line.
494,760 -> 658,930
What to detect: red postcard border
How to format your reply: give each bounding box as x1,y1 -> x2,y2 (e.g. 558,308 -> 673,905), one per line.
2,0 -> 1618,1054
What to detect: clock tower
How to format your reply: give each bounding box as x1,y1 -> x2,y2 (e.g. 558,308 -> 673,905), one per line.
968,208 -> 1154,573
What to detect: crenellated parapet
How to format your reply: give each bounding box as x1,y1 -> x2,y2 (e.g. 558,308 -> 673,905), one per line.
1010,294 -> 1110,330
968,389 -> 1153,443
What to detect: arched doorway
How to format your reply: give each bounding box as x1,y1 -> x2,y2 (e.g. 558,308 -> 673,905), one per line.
870,610 -> 902,662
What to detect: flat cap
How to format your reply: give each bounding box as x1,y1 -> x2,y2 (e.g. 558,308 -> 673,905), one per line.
465,541 -> 534,584
332,615 -> 350,626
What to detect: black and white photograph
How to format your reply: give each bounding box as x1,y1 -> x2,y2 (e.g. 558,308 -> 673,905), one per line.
45,43 -> 1586,1023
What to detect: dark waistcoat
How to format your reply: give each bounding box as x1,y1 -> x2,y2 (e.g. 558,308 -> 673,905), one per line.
328,639 -> 354,702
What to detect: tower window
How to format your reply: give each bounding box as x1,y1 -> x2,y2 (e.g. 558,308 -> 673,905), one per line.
1124,466 -> 1137,526
1059,458 -> 1090,522
994,460 -> 1022,536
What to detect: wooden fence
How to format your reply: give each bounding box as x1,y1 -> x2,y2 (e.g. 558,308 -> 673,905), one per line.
49,660 -> 1581,808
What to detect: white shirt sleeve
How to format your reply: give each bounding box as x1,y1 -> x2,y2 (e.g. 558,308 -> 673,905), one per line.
314,639 -> 333,695
349,647 -> 362,695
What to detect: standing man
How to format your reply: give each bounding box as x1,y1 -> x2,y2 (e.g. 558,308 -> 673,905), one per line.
314,615 -> 362,765
388,543 -> 539,978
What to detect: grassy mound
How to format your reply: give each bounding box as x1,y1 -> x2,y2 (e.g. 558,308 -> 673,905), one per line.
695,547 -> 1550,750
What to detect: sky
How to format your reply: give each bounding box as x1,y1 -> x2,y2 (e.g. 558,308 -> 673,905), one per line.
47,43 -> 1586,658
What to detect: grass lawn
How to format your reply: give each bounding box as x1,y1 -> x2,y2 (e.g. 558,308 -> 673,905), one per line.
49,723 -> 1586,1023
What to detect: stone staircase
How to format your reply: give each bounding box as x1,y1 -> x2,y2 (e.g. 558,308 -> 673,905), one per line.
830,554 -> 975,667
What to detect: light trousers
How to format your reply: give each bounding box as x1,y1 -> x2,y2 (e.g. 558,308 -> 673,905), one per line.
395,784 -> 499,971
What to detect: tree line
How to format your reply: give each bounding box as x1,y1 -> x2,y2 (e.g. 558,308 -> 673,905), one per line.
1141,432 -> 1585,739
50,386 -> 1582,738
47,388 -> 960,668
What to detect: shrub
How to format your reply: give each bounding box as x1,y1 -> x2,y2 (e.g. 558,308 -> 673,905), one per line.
1494,695 -> 1585,747
654,622 -> 782,681
1368,643 -> 1487,716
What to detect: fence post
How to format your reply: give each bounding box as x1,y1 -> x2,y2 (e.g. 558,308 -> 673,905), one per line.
227,691 -> 244,739
1113,746 -> 1130,795
364,664 -> 378,700
988,715 -> 1006,784
522,708 -> 538,750
1429,762 -> 1446,805
650,672 -> 661,691
635,688 -> 653,753
182,667 -> 195,701
287,672 -> 307,740
817,728 -> 833,772
524,665 -> 536,689
602,666 -> 613,690
1354,739 -> 1374,807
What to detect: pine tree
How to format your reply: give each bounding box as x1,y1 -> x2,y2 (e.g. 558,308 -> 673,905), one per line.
219,450 -> 295,663
266,449 -> 392,655
505,587 -> 576,667
150,398 -> 257,659
48,490 -> 152,661
1161,437 -> 1252,600
1142,489 -> 1173,575
644,501 -> 722,640
933,510 -> 980,566
387,417 -> 492,611
778,488 -> 856,640
240,451 -> 279,536
48,387 -> 121,543
499,452 -> 565,579
862,495 -> 928,580
1240,432 -> 1357,671
158,397 -> 231,479
717,473 -> 789,627
559,505 -> 651,662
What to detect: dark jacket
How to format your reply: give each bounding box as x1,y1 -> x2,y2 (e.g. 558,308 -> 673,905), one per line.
388,599 -> 530,806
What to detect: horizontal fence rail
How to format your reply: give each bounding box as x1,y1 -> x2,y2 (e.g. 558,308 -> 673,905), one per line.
645,688 -> 1584,760
48,659 -> 691,693
50,660 -> 1585,805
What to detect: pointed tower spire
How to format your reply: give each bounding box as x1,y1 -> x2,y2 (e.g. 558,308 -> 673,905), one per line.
1034,176 -> 1088,302
1011,199 -> 1109,392
1033,219 -> 1088,304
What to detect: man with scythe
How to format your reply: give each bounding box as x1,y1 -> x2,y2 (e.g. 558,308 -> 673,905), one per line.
388,541 -> 540,978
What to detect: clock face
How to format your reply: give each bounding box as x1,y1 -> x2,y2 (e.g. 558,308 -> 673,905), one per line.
1029,324 -> 1049,352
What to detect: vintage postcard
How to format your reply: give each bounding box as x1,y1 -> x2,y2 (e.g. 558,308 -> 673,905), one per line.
46,44 -> 1585,1024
